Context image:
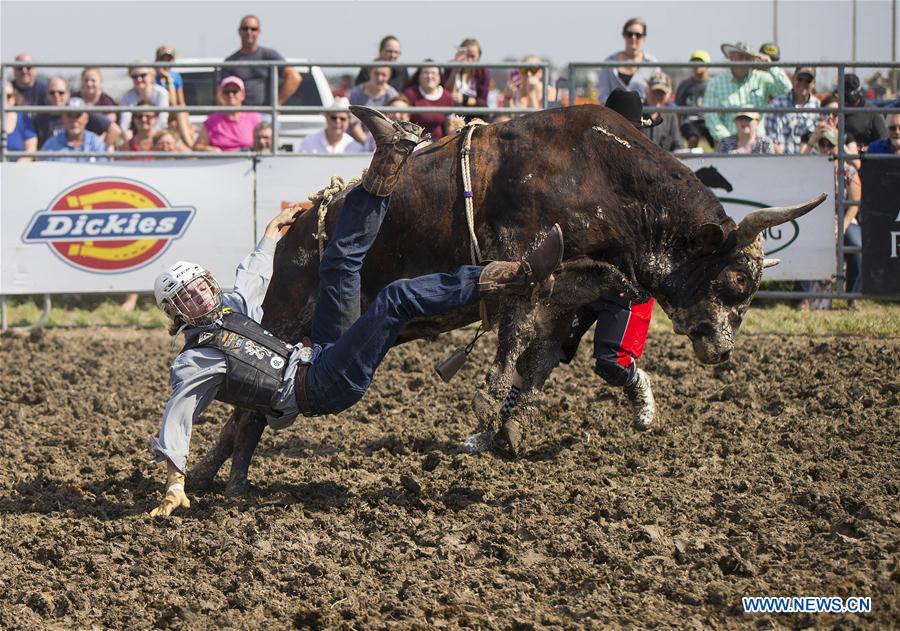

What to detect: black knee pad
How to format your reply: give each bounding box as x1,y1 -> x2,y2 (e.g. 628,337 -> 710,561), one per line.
593,359 -> 635,388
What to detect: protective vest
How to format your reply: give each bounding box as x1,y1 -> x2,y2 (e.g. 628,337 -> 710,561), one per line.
182,310 -> 294,414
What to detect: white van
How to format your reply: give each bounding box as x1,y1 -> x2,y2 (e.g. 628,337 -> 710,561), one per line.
178,59 -> 334,151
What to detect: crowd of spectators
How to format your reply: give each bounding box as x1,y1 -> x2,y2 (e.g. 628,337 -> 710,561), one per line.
4,16 -> 898,313
3,15 -> 898,162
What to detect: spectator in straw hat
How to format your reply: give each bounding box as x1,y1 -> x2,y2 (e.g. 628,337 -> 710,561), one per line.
642,71 -> 683,152
765,67 -> 821,154
704,41 -> 790,142
298,97 -> 366,153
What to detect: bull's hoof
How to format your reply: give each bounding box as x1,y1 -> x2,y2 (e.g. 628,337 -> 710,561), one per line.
461,430 -> 494,454
497,419 -> 525,458
224,475 -> 250,498
188,460 -> 221,490
470,390 -> 498,434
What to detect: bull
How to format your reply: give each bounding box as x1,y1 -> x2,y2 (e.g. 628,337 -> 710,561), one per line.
190,104 -> 825,496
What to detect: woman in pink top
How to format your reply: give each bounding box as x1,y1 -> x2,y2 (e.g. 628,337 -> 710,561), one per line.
193,76 -> 262,152
403,63 -> 453,139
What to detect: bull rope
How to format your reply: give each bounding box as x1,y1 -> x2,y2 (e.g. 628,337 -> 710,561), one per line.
458,119 -> 492,329
459,120 -> 488,264
307,172 -> 364,259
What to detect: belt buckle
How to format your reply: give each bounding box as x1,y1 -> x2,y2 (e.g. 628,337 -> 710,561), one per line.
298,344 -> 313,363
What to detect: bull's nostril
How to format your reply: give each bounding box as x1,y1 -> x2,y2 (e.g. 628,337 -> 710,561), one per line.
720,350 -> 732,362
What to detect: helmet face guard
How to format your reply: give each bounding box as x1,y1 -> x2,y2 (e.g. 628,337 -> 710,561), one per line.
154,261 -> 223,327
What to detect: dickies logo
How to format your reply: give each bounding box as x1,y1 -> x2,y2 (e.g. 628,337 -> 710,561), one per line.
22,178 -> 195,273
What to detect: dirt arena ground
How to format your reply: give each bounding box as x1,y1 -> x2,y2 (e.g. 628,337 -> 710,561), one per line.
0,326 -> 897,629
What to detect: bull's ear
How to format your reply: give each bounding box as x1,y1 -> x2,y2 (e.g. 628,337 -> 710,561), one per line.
692,223 -> 727,255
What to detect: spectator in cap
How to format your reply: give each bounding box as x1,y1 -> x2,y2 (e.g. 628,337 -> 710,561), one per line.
154,45 -> 195,148
866,113 -> 900,154
223,14 -> 301,106
11,53 -> 48,106
74,67 -> 118,124
597,17 -> 661,103
354,35 -> 410,93
765,67 -> 821,154
193,76 -> 263,152
298,96 -> 365,153
39,97 -> 109,162
119,63 -> 169,141
34,76 -> 119,149
703,41 -> 791,142
715,109 -> 777,154
675,50 -> 714,150
642,71 -> 683,152
842,73 -> 888,148
4,81 -> 37,162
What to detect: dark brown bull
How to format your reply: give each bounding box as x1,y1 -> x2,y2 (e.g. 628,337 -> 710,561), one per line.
190,105 -> 825,495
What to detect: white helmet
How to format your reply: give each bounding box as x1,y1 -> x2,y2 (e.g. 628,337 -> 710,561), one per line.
154,261 -> 222,326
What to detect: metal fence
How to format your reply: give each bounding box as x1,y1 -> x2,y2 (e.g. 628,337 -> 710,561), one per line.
2,58 -> 899,318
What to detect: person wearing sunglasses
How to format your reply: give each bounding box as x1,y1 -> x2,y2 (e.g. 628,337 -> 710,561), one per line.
34,76 -> 119,149
842,74 -> 888,149
866,113 -> 900,154
119,64 -> 169,142
223,14 -> 300,107
506,54 -> 555,110
298,96 -> 365,153
193,76 -> 263,152
11,53 -> 48,106
597,17 -> 660,104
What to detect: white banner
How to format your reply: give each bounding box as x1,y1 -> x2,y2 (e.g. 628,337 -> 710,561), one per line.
680,156 -> 836,281
2,161 -> 255,294
254,155 -> 371,237
1,155 -> 837,295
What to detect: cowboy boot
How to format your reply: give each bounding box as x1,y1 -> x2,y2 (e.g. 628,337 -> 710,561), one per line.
624,367 -> 656,430
350,105 -> 424,196
478,224 -> 564,297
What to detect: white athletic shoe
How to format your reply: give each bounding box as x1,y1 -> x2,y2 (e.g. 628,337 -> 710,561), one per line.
625,368 -> 656,430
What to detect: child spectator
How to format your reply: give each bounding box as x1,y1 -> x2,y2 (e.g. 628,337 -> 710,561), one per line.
253,121 -> 273,152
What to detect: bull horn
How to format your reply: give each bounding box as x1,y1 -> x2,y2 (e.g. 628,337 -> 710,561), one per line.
763,258 -> 780,268
734,193 -> 828,247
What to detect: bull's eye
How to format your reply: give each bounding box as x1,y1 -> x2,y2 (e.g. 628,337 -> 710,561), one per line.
717,267 -> 753,305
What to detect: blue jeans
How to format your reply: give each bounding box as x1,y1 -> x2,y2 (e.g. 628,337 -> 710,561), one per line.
301,186 -> 483,416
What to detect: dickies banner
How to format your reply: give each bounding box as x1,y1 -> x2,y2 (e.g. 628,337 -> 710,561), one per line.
859,158 -> 900,295
2,155 -> 837,295
2,161 -> 254,293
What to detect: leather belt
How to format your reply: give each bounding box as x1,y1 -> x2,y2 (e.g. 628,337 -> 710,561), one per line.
295,363 -> 310,402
